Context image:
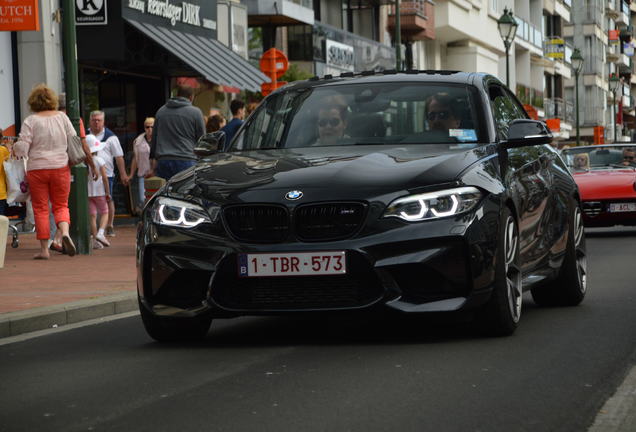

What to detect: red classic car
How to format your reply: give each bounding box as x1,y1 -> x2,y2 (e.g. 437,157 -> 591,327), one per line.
562,144 -> 636,227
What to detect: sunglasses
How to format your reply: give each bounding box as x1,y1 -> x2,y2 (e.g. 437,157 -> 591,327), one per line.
318,118 -> 342,127
145,125 -> 153,129
427,110 -> 451,121
624,155 -> 635,160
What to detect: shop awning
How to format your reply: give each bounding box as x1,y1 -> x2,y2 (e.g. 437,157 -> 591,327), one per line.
125,18 -> 269,92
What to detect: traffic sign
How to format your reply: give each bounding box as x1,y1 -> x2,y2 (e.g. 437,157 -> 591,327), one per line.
260,48 -> 289,96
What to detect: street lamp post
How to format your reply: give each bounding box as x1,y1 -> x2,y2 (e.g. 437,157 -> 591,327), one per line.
571,48 -> 584,146
498,8 -> 518,88
610,73 -> 621,143
395,0 -> 401,71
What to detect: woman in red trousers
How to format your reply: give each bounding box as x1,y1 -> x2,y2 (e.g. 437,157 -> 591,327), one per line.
13,84 -> 77,259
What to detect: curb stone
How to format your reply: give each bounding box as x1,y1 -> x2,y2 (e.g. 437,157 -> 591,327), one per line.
0,292 -> 137,338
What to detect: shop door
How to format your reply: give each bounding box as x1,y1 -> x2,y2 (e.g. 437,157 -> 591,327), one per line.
81,70 -> 164,216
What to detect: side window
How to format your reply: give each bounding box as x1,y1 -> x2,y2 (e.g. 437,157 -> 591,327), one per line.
489,85 -> 526,140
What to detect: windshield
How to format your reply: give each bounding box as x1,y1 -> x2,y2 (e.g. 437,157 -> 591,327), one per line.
231,82 -> 485,151
563,146 -> 636,172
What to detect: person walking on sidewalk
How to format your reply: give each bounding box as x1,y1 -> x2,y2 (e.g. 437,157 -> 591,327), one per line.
148,85 -> 205,180
0,131 -> 11,216
89,110 -> 128,237
12,84 -> 77,259
127,117 -> 153,213
220,100 -> 246,149
85,135 -> 111,249
49,94 -> 99,254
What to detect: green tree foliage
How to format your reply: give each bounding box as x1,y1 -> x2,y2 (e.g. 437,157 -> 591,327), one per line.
281,63 -> 314,83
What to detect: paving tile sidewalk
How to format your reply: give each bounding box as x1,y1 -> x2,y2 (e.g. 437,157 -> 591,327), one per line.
0,223 -> 138,337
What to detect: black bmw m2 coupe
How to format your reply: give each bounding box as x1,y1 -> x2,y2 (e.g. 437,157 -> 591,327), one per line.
137,71 -> 587,341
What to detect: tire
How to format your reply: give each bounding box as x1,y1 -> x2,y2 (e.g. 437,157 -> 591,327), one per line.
139,298 -> 212,342
476,207 -> 523,336
531,198 -> 587,307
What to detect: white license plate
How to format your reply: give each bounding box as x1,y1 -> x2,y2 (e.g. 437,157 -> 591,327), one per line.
609,202 -> 636,213
238,251 -> 346,277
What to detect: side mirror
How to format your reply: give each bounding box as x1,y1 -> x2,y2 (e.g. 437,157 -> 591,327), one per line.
194,131 -> 226,158
503,119 -> 553,148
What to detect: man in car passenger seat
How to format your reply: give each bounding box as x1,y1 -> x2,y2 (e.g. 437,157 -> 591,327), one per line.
621,148 -> 636,166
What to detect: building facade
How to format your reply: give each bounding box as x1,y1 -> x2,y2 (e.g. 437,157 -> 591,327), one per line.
565,0 -> 634,143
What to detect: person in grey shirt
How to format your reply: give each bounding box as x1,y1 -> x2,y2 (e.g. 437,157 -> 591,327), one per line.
148,85 -> 205,180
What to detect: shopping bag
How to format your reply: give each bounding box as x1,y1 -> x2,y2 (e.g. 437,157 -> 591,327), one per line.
3,158 -> 29,204
67,134 -> 86,166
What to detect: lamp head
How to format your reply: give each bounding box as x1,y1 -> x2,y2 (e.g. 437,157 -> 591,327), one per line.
571,48 -> 584,75
609,73 -> 622,92
498,8 -> 518,45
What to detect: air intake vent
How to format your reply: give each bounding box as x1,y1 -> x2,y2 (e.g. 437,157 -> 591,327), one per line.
582,201 -> 602,218
224,205 -> 290,243
295,202 -> 366,241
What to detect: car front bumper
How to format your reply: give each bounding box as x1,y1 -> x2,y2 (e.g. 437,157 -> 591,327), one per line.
581,199 -> 636,227
137,198 -> 501,318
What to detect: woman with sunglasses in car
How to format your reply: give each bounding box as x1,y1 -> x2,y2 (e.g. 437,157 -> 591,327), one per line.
315,104 -> 349,146
128,117 -> 154,213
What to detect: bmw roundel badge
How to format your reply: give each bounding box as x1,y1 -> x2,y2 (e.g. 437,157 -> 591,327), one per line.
285,190 -> 303,200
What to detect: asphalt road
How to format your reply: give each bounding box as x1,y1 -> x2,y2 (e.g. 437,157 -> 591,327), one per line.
1,228 -> 636,432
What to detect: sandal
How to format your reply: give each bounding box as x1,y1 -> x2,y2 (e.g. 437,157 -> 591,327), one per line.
49,242 -> 65,254
33,253 -> 50,260
62,235 -> 76,257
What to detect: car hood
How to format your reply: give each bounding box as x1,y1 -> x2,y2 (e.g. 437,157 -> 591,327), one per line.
573,169 -> 636,200
167,145 -> 495,203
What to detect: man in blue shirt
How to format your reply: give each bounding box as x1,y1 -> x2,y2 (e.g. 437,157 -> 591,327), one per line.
220,100 -> 246,149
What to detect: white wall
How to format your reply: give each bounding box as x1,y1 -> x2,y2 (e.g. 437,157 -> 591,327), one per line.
447,43 -> 500,76
0,32 -> 15,134
16,0 -> 64,119
515,50 -> 531,86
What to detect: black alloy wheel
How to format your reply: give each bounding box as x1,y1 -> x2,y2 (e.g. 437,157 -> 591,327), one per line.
531,198 -> 587,306
476,207 -> 522,336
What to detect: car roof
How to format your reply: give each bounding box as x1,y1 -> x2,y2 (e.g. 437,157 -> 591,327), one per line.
280,70 -> 495,92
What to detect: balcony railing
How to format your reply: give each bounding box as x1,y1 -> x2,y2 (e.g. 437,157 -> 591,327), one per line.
388,0 -> 427,16
515,17 -> 543,49
544,36 -> 574,64
545,97 -> 574,123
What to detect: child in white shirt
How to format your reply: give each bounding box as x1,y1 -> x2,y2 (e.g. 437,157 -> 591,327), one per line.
85,135 -> 111,248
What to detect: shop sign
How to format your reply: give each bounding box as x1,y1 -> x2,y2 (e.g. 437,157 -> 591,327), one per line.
0,0 -> 40,31
326,39 -> 354,72
314,22 -> 394,73
624,42 -> 635,57
122,0 -> 217,37
76,0 -> 108,26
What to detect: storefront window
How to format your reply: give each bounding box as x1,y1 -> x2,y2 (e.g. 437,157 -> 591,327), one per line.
288,25 -> 314,61
80,68 -> 165,216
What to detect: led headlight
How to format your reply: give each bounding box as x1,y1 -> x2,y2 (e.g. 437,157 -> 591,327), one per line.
151,197 -> 213,228
384,186 -> 482,222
